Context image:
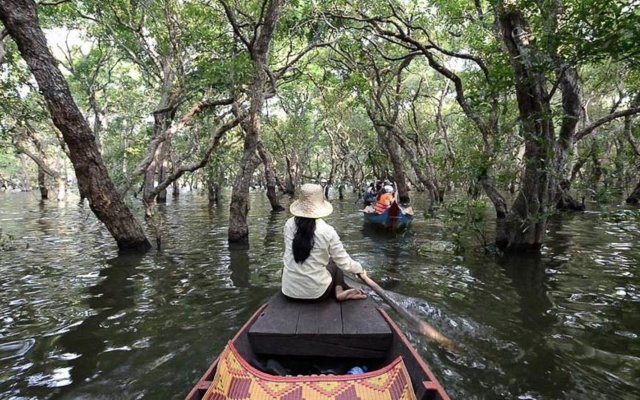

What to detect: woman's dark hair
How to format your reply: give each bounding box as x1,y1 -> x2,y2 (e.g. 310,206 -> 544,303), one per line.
293,217 -> 316,263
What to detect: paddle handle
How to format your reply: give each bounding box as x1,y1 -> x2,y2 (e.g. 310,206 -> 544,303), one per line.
358,273 -> 456,351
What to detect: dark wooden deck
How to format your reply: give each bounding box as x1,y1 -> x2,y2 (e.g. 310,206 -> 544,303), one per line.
248,292 -> 392,358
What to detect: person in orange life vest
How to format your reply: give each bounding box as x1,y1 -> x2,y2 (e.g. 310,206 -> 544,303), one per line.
282,183 -> 367,302
374,185 -> 395,214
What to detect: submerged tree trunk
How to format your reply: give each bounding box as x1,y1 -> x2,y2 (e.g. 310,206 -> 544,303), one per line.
497,2 -> 555,252
624,95 -> 640,203
229,152 -> 262,241
172,180 -> 180,197
257,141 -> 284,211
391,126 -> 439,210
18,124 -> 67,201
0,0 -> 150,251
207,179 -> 219,204
145,105 -> 176,205
382,134 -> 410,203
626,180 -> 640,204
553,62 -> 584,211
371,124 -> 410,203
19,155 -> 31,191
56,176 -> 66,201
37,166 -> 48,200
226,0 -> 282,242
284,155 -> 299,195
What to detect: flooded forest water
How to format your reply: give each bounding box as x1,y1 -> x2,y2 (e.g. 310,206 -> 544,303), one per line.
0,190 -> 639,399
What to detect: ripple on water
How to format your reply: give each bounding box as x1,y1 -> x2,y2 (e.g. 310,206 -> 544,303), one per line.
27,367 -> 73,388
0,338 -> 36,360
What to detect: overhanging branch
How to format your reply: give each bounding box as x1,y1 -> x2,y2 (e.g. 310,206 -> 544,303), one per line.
575,107 -> 640,141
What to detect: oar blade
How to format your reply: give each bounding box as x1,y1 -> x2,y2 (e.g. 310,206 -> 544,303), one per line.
357,273 -> 457,351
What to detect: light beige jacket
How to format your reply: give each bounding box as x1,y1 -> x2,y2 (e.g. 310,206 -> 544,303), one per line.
281,217 -> 364,299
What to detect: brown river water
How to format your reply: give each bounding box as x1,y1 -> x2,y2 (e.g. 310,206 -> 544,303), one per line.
0,190 -> 638,399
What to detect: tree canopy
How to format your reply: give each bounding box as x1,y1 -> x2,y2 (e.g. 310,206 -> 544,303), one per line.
1,0 -> 639,252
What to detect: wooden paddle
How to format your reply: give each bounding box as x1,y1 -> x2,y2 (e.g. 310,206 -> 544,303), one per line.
357,272 -> 456,351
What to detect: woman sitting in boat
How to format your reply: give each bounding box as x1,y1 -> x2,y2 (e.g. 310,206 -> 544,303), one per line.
373,185 -> 395,214
282,183 -> 367,302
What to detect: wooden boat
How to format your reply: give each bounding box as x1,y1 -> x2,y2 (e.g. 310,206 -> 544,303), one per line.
186,293 -> 449,400
363,201 -> 414,230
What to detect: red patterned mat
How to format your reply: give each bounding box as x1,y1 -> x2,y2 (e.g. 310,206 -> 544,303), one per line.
203,342 -> 416,400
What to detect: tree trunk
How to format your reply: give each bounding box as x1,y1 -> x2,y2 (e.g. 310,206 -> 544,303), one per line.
227,0 -> 282,242
145,108 -> 175,204
156,158 -> 168,203
383,140 -> 408,202
556,179 -> 585,211
207,179 -> 219,204
284,153 -> 300,195
257,141 -> 284,212
391,126 -> 439,210
229,152 -> 262,241
553,63 -> 583,211
0,0 -> 151,251
372,125 -> 410,203
626,179 -> 640,204
19,155 -> 31,191
19,124 -> 65,201
0,28 -> 7,65
37,166 -> 48,199
497,2 -> 555,252
156,140 -> 172,203
624,95 -> 640,203
172,180 -> 180,197
142,159 -> 156,218
56,176 -> 66,201
382,134 -> 410,203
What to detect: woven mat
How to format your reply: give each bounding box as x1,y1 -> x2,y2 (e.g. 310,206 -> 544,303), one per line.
204,342 -> 416,400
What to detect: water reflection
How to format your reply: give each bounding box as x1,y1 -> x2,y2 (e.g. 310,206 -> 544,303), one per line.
497,253 -> 555,327
262,212 -> 281,251
360,225 -> 414,291
228,242 -> 251,288
53,253 -> 143,396
497,253 -> 572,398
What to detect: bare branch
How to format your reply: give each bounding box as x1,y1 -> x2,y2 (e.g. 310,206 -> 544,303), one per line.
274,41 -> 332,78
129,96 -> 238,188
38,0 -> 70,6
220,0 -> 252,52
575,108 -> 640,141
149,114 -> 244,197
15,125 -> 61,178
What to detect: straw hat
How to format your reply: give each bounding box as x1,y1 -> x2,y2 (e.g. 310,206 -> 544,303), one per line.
290,183 -> 333,219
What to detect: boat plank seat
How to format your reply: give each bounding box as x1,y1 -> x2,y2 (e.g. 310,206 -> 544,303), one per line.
248,292 -> 392,358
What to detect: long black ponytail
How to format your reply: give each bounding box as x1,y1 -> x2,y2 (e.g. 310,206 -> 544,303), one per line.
293,217 -> 316,263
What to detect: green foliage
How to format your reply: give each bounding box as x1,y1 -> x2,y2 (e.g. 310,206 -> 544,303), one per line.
559,0 -> 640,64
438,197 -> 493,252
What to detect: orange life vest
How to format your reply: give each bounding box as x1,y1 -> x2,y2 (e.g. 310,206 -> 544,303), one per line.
374,193 -> 394,214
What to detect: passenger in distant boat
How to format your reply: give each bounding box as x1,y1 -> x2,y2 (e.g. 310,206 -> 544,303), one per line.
374,185 -> 395,214
282,183 -> 367,302
362,182 -> 377,205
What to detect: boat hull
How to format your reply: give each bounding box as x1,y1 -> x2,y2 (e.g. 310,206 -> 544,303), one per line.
186,295 -> 449,400
363,201 -> 414,230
